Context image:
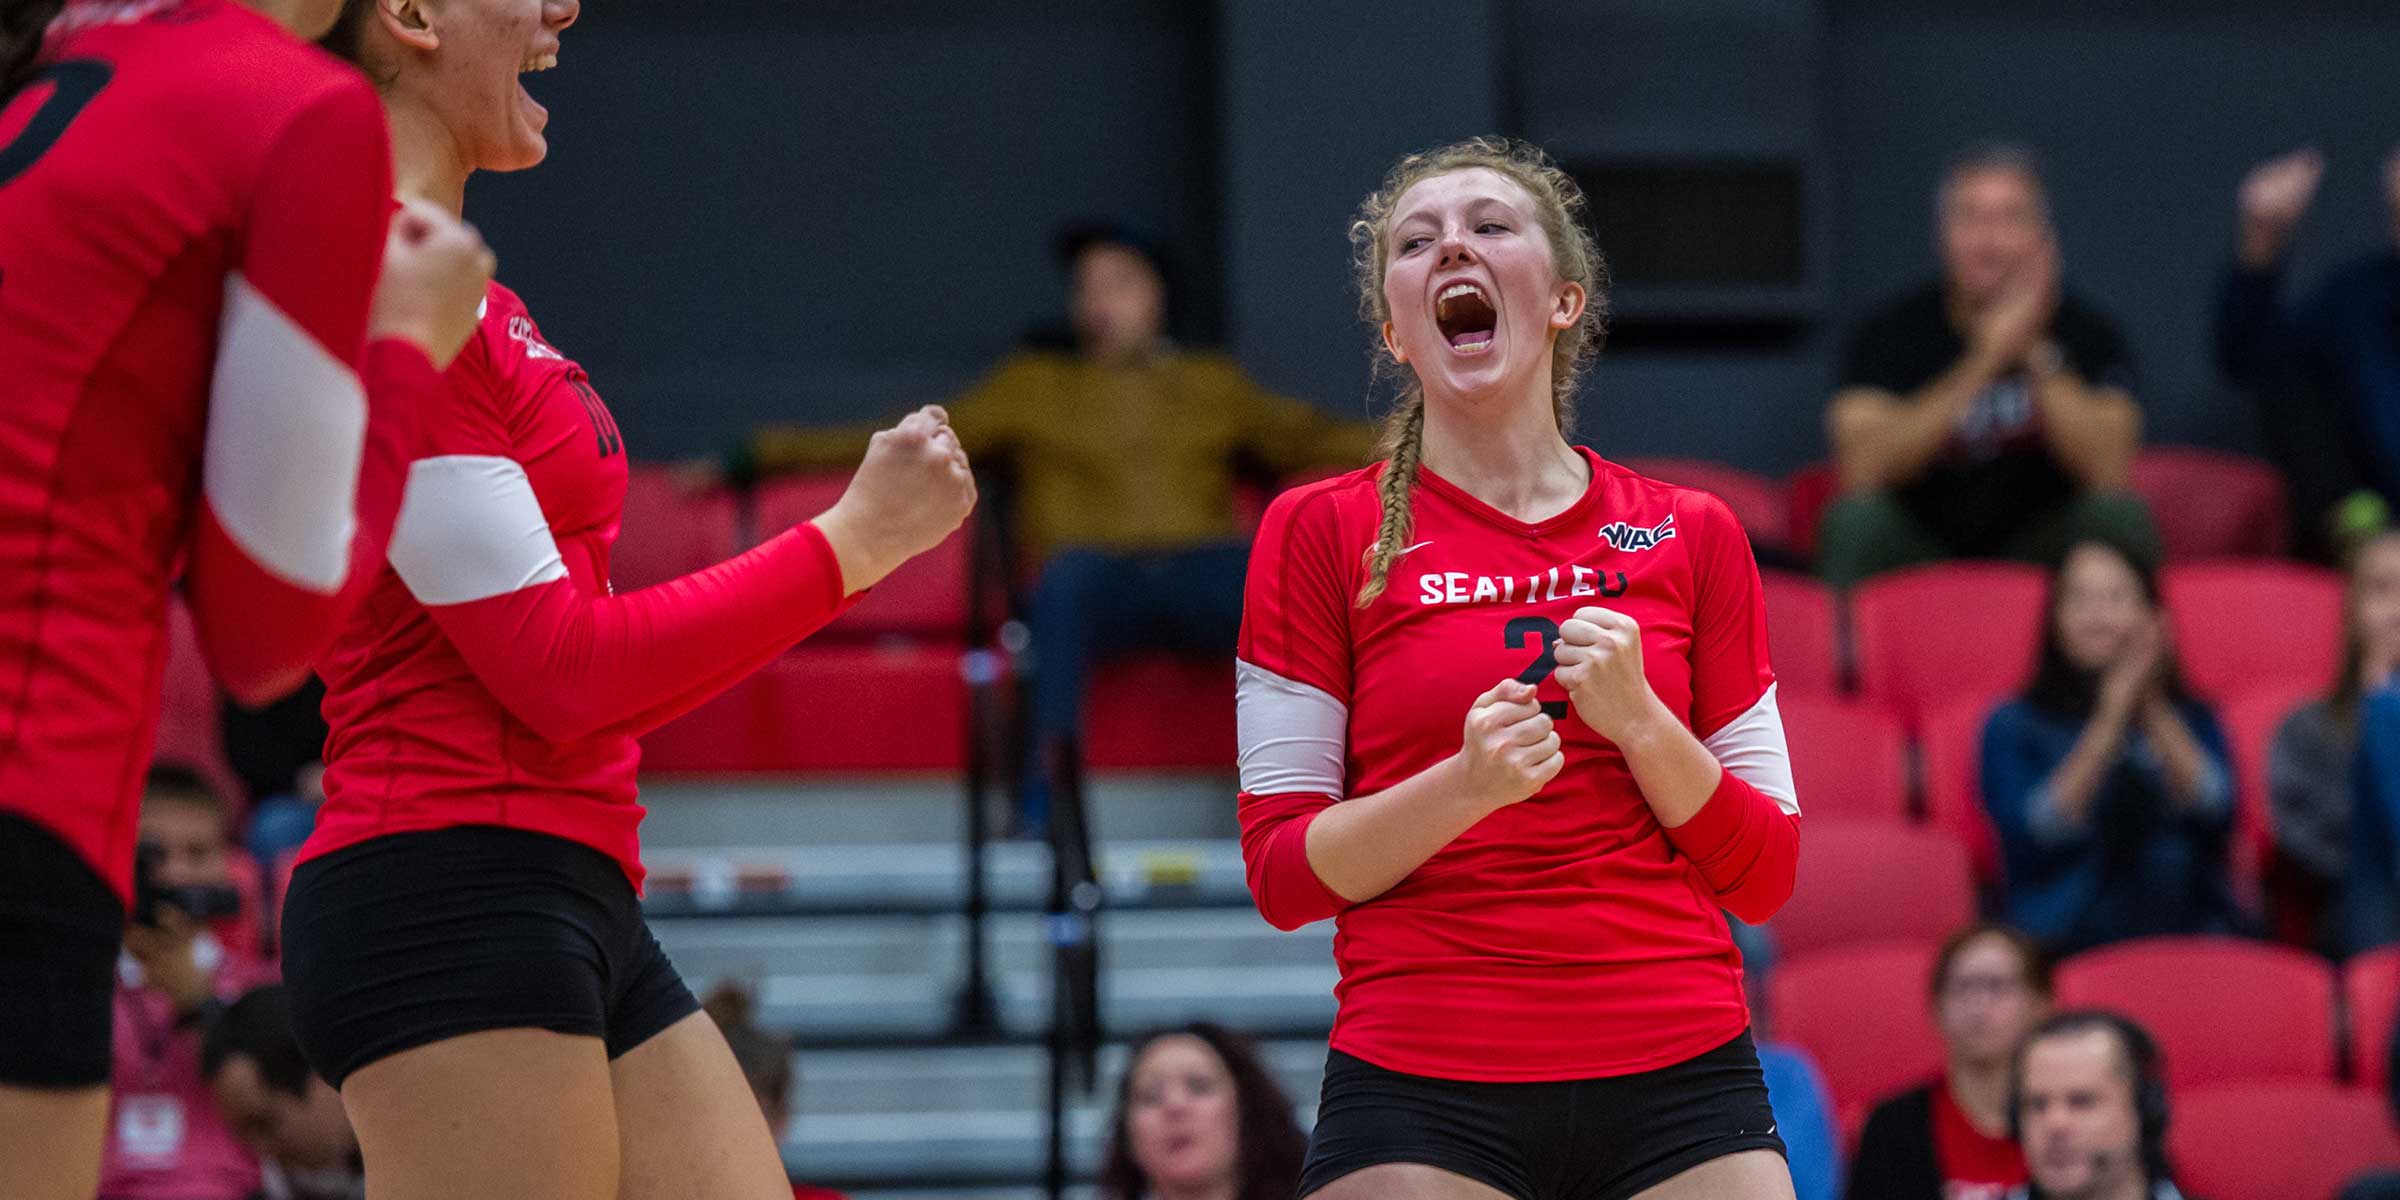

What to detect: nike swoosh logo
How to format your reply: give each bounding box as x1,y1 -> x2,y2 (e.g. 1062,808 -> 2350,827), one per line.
1399,540 -> 1434,556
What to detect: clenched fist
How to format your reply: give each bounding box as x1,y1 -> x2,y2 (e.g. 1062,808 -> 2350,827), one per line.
370,196 -> 496,369
814,405 -> 978,593
1552,606 -> 1660,743
1455,679 -> 1564,811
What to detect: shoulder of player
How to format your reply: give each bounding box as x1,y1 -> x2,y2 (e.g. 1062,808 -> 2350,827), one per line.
1255,467 -> 1382,561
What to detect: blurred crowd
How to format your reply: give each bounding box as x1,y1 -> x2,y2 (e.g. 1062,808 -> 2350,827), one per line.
123,134 -> 2400,1199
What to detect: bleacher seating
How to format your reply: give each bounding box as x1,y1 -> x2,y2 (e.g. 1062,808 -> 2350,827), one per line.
613,463 -> 741,593
2129,446 -> 2291,562
1769,939 -> 1944,1145
2168,1081 -> 2400,1200
1779,694 -> 1909,823
2162,560 -> 2345,704
1851,562 -> 2047,733
1761,569 -> 1841,695
1918,693 -> 2006,882
1772,822 -> 1975,959
156,600 -> 245,813
2054,936 -> 2336,1089
1617,456 -> 1790,555
2348,946 -> 2400,1091
2218,681 -> 2323,897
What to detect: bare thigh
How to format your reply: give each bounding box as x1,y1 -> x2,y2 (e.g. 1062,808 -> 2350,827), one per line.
1630,1149 -> 1795,1200
610,1011 -> 792,1200
1306,1163 -> 1524,1200
0,1084 -> 109,1200
341,1028 -> 619,1200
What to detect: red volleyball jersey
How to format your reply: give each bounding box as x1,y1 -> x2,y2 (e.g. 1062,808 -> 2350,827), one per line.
1236,447 -> 1802,1081
306,283 -> 859,888
0,0 -> 437,897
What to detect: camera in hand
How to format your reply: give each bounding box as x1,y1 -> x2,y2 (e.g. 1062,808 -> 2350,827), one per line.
132,840 -> 242,927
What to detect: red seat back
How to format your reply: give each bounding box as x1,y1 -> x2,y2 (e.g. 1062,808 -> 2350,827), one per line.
1919,694 -> 2007,883
2129,447 -> 2290,562
1773,821 -> 1975,960
753,474 -> 973,638
1769,940 -> 1943,1145
1780,695 -> 1908,824
1617,456 -> 1790,553
2162,560 -> 2344,703
2054,936 -> 2336,1089
1761,569 -> 1839,695
1852,563 -> 2047,732
2167,1082 -> 2400,1200
612,462 -> 740,594
2346,946 -> 2400,1091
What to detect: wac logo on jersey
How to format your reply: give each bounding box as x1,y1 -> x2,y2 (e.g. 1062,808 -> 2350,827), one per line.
1599,514 -> 1677,553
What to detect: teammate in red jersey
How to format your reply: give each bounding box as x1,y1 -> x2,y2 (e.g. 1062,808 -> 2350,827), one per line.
283,5 -> 975,1199
0,2 -> 489,1196
1236,138 -> 1804,1200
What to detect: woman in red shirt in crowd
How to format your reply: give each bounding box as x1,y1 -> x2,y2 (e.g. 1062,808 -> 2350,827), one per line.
0,1 -> 487,1196
1236,138 -> 1803,1200
285,3 -> 975,1199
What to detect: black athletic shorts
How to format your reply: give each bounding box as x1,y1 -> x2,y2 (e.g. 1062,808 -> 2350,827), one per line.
281,825 -> 699,1089
1299,1029 -> 1787,1200
0,812 -> 124,1086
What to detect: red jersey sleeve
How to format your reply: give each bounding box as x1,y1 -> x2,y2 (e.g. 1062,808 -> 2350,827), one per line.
1656,493 -> 1800,924
183,77 -> 432,704
386,344 -> 858,745
1233,484 -> 1360,931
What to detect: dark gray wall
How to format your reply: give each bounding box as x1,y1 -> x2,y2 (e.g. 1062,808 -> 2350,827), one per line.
463,1 -> 2400,474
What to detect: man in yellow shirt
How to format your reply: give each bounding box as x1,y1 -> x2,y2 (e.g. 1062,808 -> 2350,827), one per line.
735,224 -> 1374,828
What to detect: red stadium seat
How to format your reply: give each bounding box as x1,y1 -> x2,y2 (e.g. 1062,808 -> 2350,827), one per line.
2167,1082 -> 2400,1200
1785,462 -> 1840,565
612,462 -> 740,594
1083,654 -> 1236,769
640,644 -> 970,772
1617,456 -> 1790,553
1919,694 -> 2006,883
1772,822 -> 1974,960
2162,560 -> 2344,704
1851,562 -> 2046,733
2129,447 -> 2290,562
752,473 -> 974,637
2218,683 -> 2322,904
153,601 -> 245,812
2346,946 -> 2400,1091
1780,695 -> 1908,824
1769,940 -> 1943,1145
1761,569 -> 1840,695
2054,936 -> 2336,1089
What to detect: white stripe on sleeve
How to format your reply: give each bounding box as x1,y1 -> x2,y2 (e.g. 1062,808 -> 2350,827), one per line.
388,455 -> 569,606
1702,682 -> 1800,815
203,272 -> 368,592
1236,658 -> 1348,798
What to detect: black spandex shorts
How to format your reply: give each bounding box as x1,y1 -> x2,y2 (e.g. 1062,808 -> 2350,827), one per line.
0,812 -> 123,1086
1299,1029 -> 1787,1200
281,825 -> 699,1089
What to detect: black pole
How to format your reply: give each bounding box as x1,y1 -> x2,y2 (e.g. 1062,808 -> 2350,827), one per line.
1043,736 -> 1101,1199
950,480 -> 1006,1038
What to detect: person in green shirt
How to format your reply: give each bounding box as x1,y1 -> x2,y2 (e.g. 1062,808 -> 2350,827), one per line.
733,223 -> 1375,829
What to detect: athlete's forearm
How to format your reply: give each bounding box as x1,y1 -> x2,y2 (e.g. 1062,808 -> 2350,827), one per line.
1615,694 -> 1801,923
1303,755 -> 1499,905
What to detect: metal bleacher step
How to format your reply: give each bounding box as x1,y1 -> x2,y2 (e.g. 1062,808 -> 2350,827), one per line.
782,1038 -> 1329,1189
641,837 -> 1255,916
634,773 -> 1240,850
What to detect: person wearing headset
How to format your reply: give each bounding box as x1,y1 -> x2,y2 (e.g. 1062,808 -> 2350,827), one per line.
2005,1012 -> 2189,1200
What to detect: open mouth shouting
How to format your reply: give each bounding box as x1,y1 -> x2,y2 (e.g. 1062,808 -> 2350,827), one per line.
1434,279 -> 1498,355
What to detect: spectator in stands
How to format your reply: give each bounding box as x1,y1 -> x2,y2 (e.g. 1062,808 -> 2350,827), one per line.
2343,628 -> 2400,954
723,222 -> 1373,831
1096,1023 -> 1306,1200
1731,921 -> 1845,1200
2215,146 -> 2400,561
200,987 -> 362,1200
2006,1012 -> 2187,1200
1821,141 -> 2156,588
99,766 -> 273,1200
1983,540 -> 2243,954
701,983 -> 847,1200
2269,531 -> 2400,952
220,678 -> 329,869
1849,924 -> 2051,1200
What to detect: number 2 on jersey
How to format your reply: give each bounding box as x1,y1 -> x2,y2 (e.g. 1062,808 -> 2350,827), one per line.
1503,617 -> 1571,720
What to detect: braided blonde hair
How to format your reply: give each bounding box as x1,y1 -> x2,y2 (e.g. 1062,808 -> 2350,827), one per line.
1349,138 -> 1609,607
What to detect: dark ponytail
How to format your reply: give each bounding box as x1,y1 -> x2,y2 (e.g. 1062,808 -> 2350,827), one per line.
0,0 -> 66,103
